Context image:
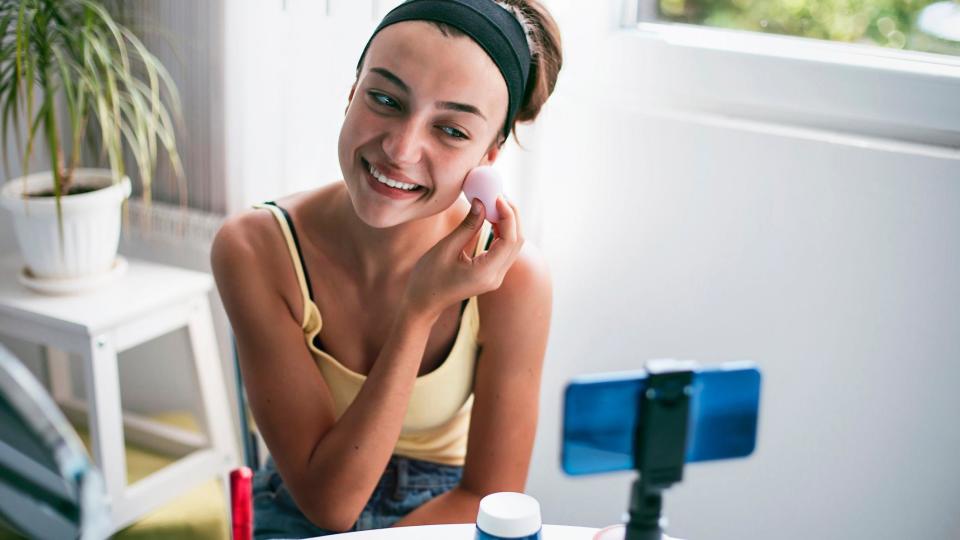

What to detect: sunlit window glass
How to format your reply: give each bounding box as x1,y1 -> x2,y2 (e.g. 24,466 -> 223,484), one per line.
653,0 -> 960,56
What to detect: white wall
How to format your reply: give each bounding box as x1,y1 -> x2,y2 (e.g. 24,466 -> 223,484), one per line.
527,2 -> 960,540
530,96 -> 960,540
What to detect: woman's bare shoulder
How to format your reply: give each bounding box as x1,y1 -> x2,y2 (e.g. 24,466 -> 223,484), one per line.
212,205 -> 284,275
211,185 -> 343,318
213,186 -> 338,266
210,207 -> 292,312
476,241 -> 553,345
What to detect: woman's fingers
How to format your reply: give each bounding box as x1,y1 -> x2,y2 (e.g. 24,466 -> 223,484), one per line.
444,198 -> 486,257
489,197 -> 520,243
494,196 -> 518,244
474,196 -> 523,279
508,198 -> 523,241
405,197 -> 526,316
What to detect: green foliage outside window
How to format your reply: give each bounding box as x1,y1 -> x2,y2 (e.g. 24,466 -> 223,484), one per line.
658,0 -> 959,54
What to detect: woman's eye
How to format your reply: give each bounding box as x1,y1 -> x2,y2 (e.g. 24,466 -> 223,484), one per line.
440,126 -> 468,140
369,92 -> 399,109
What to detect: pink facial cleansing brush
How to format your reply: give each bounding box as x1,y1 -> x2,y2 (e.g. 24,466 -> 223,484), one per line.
462,166 -> 503,223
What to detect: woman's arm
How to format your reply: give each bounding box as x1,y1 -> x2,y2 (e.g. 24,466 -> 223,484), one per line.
393,242 -> 553,526
213,211 -> 438,532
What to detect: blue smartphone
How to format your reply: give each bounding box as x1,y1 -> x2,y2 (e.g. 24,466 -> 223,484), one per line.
562,361 -> 762,475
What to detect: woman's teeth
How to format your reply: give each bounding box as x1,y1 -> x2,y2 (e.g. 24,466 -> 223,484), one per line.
369,163 -> 420,191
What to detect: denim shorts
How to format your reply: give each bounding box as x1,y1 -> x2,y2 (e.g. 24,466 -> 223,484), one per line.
252,454 -> 464,539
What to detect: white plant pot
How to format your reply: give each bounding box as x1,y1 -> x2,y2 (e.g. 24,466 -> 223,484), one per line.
1,169 -> 132,287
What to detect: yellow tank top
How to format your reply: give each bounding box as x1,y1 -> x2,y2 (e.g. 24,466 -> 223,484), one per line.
254,202 -> 491,466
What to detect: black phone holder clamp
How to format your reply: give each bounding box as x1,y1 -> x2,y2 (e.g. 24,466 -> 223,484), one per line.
625,360 -> 697,540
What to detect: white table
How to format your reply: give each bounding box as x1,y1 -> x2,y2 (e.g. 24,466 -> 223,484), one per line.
322,524 -> 600,539
0,256 -> 238,533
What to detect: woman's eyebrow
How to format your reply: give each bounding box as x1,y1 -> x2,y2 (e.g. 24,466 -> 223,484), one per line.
370,67 -> 410,93
369,66 -> 487,122
438,101 -> 486,121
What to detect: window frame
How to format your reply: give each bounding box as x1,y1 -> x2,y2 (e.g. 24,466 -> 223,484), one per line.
618,0 -> 960,149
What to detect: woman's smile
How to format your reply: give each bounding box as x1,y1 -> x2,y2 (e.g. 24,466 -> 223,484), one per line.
338,19 -> 509,228
361,157 -> 427,200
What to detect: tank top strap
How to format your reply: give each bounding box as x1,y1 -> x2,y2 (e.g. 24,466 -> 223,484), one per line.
253,202 -> 321,331
477,221 -> 494,255
456,221 -> 494,317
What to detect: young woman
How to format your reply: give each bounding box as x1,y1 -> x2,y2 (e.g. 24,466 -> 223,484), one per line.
211,1 -> 562,537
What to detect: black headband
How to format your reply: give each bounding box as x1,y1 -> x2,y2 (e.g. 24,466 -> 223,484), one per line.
357,0 -> 532,141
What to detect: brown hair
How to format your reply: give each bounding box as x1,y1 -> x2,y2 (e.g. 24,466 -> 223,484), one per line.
493,0 -> 563,145
357,0 -> 563,147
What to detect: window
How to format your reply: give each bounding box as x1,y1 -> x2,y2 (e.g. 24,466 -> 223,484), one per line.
642,0 -> 960,57
617,0 -> 960,149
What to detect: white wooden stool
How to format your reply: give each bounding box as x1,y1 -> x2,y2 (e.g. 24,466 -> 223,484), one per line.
0,256 -> 238,534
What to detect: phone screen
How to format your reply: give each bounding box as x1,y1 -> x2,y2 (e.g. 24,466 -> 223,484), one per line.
562,362 -> 761,475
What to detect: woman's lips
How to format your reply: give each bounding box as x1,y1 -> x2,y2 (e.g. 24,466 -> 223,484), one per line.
367,160 -> 421,187
362,158 -> 424,200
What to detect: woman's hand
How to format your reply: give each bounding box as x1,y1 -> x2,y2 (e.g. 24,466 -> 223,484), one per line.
403,196 -> 524,321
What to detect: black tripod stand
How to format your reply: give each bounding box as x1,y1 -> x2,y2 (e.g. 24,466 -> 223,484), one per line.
624,363 -> 694,540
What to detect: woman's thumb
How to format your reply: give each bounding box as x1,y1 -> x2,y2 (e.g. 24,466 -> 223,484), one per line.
447,198 -> 485,252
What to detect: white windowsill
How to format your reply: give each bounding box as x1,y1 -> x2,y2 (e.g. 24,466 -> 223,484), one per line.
593,20 -> 960,150
632,21 -> 960,78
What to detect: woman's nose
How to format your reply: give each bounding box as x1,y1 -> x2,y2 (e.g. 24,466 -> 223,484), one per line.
382,120 -> 424,165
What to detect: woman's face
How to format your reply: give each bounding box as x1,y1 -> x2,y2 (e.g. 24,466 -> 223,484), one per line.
338,21 -> 509,229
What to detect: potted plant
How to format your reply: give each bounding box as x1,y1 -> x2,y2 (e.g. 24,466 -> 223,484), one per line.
0,0 -> 182,294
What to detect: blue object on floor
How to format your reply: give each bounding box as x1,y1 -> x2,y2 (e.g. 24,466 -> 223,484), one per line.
0,344 -> 109,539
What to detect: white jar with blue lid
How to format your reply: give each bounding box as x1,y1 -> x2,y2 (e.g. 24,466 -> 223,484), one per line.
475,492 -> 542,540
